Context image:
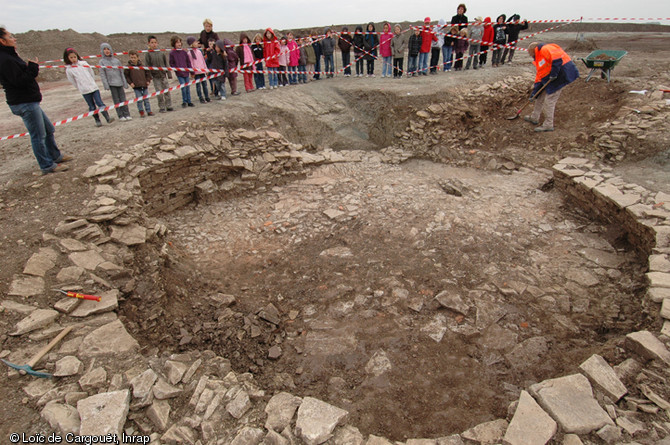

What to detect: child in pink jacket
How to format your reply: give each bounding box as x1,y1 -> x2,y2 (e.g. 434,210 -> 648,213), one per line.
379,22 -> 394,78
287,32 -> 300,85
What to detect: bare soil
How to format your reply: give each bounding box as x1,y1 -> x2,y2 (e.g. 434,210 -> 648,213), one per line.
1,27 -> 669,441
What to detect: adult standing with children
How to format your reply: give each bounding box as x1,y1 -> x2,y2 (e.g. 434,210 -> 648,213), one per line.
451,4 -> 468,29
0,27 -> 71,175
525,42 -> 579,132
199,19 -> 219,48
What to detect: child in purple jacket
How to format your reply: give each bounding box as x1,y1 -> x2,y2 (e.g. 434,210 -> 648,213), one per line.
453,28 -> 469,71
169,36 -> 194,107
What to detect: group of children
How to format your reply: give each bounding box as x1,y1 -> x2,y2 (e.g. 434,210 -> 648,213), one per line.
62,11 -> 528,127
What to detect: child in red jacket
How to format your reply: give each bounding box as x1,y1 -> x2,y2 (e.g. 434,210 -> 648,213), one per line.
419,17 -> 437,75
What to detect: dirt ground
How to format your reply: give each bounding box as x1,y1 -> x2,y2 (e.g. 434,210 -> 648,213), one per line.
1,27 -> 670,441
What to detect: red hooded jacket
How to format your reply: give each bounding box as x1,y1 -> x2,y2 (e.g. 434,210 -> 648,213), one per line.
420,24 -> 437,53
263,28 -> 281,68
481,17 -> 494,46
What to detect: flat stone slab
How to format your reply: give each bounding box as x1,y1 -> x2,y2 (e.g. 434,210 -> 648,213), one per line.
78,320 -> 139,357
462,418 -> 508,444
42,401 -> 80,435
110,224 -> 147,246
146,399 -> 170,432
579,248 -> 624,269
579,354 -> 627,402
648,272 -> 670,288
661,299 -> 670,320
503,391 -> 557,445
625,330 -> 670,365
23,251 -> 56,277
77,390 -> 130,440
229,427 -> 264,445
56,266 -> 85,283
1,300 -> 37,314
529,373 -> 613,434
165,360 -> 188,385
265,392 -> 303,432
130,369 -> 158,399
564,269 -> 600,287
70,289 -> 119,317
649,287 -> 670,303
8,274 -> 45,297
296,397 -> 348,445
53,356 -> 83,377
366,435 -> 394,445
59,238 -> 89,252
649,255 -> 670,273
421,313 -> 448,342
10,309 -> 59,336
435,287 -> 470,315
69,250 -> 106,271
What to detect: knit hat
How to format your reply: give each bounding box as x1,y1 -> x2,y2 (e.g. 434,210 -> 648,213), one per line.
186,36 -> 197,46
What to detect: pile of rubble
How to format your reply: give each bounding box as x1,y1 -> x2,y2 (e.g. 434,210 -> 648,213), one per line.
591,88 -> 670,162
3,113 -> 670,444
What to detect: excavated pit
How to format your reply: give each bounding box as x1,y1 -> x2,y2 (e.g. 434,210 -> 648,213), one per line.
118,83 -> 656,440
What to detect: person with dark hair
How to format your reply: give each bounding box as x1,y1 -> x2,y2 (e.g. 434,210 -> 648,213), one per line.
525,42 -> 579,132
491,14 -> 507,67
363,22 -> 379,77
352,26 -> 365,77
338,27 -> 353,77
146,35 -> 174,112
0,28 -> 71,174
451,4 -> 468,29
64,47 -> 115,127
501,14 -> 528,64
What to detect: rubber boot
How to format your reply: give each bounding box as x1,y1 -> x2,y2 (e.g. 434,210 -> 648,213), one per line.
101,110 -> 114,124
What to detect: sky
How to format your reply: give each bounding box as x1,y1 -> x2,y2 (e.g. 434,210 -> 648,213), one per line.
4,0 -> 670,35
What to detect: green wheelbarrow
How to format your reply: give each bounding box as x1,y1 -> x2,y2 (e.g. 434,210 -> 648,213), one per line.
581,50 -> 627,83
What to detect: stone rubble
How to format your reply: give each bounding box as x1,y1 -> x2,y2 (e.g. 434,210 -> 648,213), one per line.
2,118 -> 670,445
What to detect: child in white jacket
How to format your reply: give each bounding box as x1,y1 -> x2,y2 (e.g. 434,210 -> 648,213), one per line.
64,47 -> 114,127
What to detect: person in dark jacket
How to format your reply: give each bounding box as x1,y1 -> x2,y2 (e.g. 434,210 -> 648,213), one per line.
501,14 -> 528,64
451,4 -> 468,29
223,39 -> 240,95
321,28 -> 336,78
363,22 -> 379,76
407,27 -> 422,76
312,33 -> 322,80
251,33 -> 266,89
352,26 -> 365,77
338,27 -> 353,76
525,42 -> 579,132
211,40 -> 229,99
491,14 -> 507,67
198,19 -> 220,48
0,28 -> 70,174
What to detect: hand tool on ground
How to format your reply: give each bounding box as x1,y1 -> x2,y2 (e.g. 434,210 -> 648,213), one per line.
507,80 -> 552,120
1,326 -> 74,378
53,288 -> 101,302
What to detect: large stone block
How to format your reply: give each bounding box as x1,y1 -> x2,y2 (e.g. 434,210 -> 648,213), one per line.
503,391 -> 556,445
529,374 -> 613,434
296,397 -> 348,445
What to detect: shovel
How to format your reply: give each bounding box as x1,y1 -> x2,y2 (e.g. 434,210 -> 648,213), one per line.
1,325 -> 73,378
507,80 -> 552,120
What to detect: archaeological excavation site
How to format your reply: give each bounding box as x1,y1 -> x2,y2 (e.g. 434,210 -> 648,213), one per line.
1,27 -> 670,445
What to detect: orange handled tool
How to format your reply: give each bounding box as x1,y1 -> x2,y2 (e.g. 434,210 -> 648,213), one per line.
53,289 -> 101,302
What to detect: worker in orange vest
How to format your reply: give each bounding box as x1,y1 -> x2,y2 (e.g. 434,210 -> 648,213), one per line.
525,42 -> 579,132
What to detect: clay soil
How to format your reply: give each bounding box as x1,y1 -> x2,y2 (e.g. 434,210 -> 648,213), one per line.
1,27 -> 670,441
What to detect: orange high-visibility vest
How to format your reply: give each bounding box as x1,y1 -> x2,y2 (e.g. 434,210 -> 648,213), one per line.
532,44 -> 572,83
